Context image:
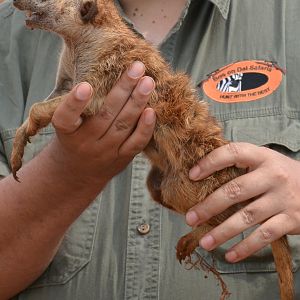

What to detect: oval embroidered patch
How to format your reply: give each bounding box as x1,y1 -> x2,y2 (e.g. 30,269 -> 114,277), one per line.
201,60 -> 284,103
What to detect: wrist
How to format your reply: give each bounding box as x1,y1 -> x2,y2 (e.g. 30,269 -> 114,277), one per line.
45,137 -> 109,190
12,137 -> 108,208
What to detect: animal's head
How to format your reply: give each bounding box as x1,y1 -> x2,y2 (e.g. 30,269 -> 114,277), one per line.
13,0 -> 121,38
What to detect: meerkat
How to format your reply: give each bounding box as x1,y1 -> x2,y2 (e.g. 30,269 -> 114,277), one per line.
11,0 -> 293,299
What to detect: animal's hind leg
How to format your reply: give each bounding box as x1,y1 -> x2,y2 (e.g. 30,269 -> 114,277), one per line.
11,96 -> 64,180
176,224 -> 213,263
146,166 -> 178,210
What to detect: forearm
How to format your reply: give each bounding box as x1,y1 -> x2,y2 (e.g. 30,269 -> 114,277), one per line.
0,64 -> 155,299
0,141 -> 106,299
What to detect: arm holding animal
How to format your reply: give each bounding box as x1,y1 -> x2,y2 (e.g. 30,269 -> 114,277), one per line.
0,66 -> 156,299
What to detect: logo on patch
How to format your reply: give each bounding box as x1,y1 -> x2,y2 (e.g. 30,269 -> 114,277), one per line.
200,60 -> 285,103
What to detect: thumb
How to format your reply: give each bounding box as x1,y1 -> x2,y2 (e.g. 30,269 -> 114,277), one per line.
52,82 -> 93,134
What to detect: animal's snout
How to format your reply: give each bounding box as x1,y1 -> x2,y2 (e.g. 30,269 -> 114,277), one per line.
12,0 -> 46,14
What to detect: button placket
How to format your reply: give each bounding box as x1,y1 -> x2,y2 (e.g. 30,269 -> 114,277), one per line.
124,154 -> 161,299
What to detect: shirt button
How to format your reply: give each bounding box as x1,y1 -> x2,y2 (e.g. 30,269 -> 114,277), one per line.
137,223 -> 151,235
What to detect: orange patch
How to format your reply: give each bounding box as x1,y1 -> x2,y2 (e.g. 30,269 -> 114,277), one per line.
201,60 -> 285,103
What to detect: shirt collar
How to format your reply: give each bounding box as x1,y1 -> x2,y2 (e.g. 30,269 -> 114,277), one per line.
209,0 -> 231,19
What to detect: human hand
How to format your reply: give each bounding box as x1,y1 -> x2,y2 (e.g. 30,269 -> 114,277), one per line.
49,61 -> 156,186
186,142 -> 300,263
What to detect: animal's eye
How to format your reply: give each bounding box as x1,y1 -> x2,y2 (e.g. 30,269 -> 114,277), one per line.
80,0 -> 98,23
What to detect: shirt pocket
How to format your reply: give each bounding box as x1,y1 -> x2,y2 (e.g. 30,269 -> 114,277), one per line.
195,234 -> 300,274
194,114 -> 300,274
31,197 -> 101,287
0,127 -> 102,286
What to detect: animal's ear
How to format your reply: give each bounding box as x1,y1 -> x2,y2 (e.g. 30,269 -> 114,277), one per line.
80,0 -> 98,23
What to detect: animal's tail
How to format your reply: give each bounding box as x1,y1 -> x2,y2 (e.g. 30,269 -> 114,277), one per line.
271,236 -> 294,300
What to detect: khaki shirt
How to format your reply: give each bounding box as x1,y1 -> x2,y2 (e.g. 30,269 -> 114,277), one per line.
1,0 -> 300,299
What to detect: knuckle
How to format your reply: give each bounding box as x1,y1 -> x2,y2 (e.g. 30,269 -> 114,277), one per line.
222,180 -> 242,202
226,142 -> 241,158
138,122 -> 153,137
205,152 -> 217,168
258,228 -> 274,242
129,93 -> 147,109
98,104 -> 114,120
119,76 -> 137,93
64,100 -> 78,113
114,119 -> 130,131
194,203 -> 211,221
239,207 -> 256,225
273,165 -> 289,183
235,242 -> 251,259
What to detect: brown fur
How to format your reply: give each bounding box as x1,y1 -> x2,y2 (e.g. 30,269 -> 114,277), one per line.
12,0 -> 293,298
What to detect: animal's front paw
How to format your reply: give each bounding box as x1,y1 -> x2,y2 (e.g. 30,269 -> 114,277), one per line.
176,232 -> 199,263
10,122 -> 30,181
10,99 -> 59,180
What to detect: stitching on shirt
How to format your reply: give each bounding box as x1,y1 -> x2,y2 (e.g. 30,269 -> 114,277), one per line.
214,107 -> 300,121
209,0 -> 231,19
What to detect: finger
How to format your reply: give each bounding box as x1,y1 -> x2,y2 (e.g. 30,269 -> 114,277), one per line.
106,61 -> 145,103
198,195 -> 283,251
186,168 -> 272,226
103,76 -> 155,143
52,82 -> 92,134
79,61 -> 145,138
225,213 -> 293,262
119,108 -> 156,157
189,142 -> 270,181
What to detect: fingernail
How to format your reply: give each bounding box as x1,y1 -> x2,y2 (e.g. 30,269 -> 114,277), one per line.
127,61 -> 145,79
144,109 -> 156,125
200,235 -> 215,251
139,77 -> 155,95
186,211 -> 199,226
76,82 -> 92,101
189,166 -> 201,180
225,250 -> 238,262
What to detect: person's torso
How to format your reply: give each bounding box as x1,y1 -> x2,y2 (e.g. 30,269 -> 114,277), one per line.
1,0 -> 300,299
